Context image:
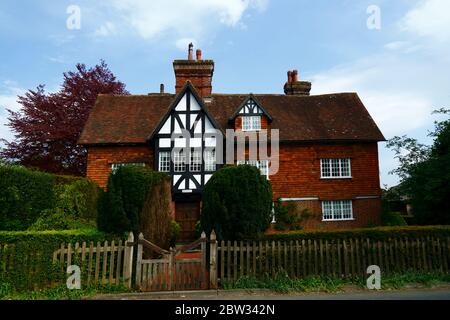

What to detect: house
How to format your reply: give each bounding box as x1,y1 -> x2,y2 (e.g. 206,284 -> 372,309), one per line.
79,44 -> 385,240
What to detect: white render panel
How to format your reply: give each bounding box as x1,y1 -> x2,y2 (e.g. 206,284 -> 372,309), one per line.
188,179 -> 196,190
159,116 -> 171,134
178,178 -> 186,190
178,114 -> 186,128
190,138 -> 202,148
205,117 -> 215,133
175,93 -> 187,111
190,96 -> 201,111
173,175 -> 181,186
159,138 -> 171,148
193,175 -> 201,184
174,138 -> 187,147
204,174 -> 212,184
190,114 -> 198,129
194,118 -> 203,134
204,137 -> 216,147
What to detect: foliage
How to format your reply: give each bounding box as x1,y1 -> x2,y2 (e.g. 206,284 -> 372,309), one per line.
387,108 -> 450,225
273,200 -> 298,231
0,165 -> 55,230
169,220 -> 181,248
0,229 -> 111,292
381,211 -> 407,226
222,271 -> 450,292
200,165 -> 273,240
0,61 -> 128,176
98,166 -> 172,242
259,225 -> 450,241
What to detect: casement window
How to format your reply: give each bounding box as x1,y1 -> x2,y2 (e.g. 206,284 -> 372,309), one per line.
322,200 -> 353,221
158,151 -> 170,172
242,116 -> 261,131
190,150 -> 202,172
111,162 -> 145,173
320,158 -> 351,178
173,151 -> 186,173
237,160 -> 269,178
204,150 -> 216,172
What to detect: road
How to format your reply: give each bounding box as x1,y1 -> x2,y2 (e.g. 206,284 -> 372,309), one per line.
92,286 -> 450,300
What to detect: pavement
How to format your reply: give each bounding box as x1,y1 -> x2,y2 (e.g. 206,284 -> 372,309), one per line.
91,285 -> 450,300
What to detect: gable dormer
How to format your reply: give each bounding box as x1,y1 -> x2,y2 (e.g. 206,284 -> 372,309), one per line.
229,95 -> 272,131
149,82 -> 220,195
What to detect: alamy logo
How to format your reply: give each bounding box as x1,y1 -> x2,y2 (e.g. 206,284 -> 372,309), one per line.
366,5 -> 381,30
366,265 -> 381,290
66,5 -> 81,30
66,265 -> 81,290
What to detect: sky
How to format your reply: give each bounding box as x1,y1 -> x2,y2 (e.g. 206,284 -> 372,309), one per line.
1,0 -> 449,187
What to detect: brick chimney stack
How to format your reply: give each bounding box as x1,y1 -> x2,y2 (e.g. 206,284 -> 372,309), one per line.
173,43 -> 214,97
284,68 -> 311,96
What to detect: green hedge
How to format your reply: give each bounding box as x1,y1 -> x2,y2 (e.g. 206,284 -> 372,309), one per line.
200,165 -> 273,240
259,226 -> 450,241
0,229 -> 114,293
0,165 -> 55,230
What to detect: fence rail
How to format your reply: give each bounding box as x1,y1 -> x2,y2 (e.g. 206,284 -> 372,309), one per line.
217,236 -> 450,282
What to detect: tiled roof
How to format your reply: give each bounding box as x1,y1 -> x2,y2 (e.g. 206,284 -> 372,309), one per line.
78,91 -> 385,145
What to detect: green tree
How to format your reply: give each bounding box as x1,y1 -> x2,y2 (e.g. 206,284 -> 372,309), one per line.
387,108 -> 450,224
200,165 -> 273,240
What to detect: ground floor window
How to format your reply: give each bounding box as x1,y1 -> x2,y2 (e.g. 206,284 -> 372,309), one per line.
236,160 -> 269,179
158,151 -> 170,172
322,200 -> 353,221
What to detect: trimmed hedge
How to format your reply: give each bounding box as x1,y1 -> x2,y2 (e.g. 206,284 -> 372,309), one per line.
0,229 -> 114,292
200,165 -> 273,240
0,165 -> 55,230
259,226 -> 450,241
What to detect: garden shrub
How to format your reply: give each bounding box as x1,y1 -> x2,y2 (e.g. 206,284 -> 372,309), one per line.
98,166 -> 172,242
0,229 -> 111,292
274,200 -> 299,231
169,220 -> 181,248
200,165 -> 273,240
0,165 -> 55,230
381,211 -> 407,226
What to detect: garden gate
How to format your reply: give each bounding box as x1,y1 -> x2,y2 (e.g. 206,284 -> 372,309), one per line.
135,231 -> 218,291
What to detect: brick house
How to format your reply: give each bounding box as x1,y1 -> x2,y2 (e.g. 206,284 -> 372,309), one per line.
79,45 -> 385,240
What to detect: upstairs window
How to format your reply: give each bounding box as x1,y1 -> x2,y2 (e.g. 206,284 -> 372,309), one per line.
320,158 -> 351,178
204,150 -> 216,172
190,150 -> 202,172
322,200 -> 353,221
242,116 -> 261,131
111,162 -> 145,173
158,152 -> 170,172
173,151 -> 186,173
237,160 -> 269,179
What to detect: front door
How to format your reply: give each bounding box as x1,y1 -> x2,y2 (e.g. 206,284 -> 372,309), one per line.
175,201 -> 200,242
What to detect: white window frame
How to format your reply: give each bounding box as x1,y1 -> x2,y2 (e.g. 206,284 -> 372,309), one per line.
173,151 -> 186,173
204,150 -> 216,172
111,162 -> 145,173
237,160 -> 269,179
190,150 -> 202,172
242,115 -> 261,132
158,151 -> 170,172
320,158 -> 352,179
322,200 -> 354,221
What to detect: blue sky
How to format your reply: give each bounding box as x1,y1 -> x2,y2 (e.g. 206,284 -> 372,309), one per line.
1,0 -> 449,186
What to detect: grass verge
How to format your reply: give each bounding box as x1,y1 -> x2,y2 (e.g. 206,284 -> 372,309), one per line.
221,271 -> 450,293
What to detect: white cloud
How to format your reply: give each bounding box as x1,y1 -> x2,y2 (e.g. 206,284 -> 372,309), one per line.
94,22 -> 117,37
0,81 -> 25,144
400,0 -> 450,42
95,0 -> 267,45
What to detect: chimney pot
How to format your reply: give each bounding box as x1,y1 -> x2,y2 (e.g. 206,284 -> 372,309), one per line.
292,69 -> 298,82
196,49 -> 202,60
287,71 -> 293,83
188,43 -> 194,60
160,83 -> 165,94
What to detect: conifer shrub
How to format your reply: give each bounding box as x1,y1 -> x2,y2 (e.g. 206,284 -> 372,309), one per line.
200,165 -> 273,240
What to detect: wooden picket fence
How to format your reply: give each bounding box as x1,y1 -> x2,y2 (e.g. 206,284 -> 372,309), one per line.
217,236 -> 450,282
52,233 -> 135,287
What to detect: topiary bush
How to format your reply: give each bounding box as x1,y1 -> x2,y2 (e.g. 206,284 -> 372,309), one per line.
98,166 -> 172,244
200,165 -> 273,240
0,165 -> 55,230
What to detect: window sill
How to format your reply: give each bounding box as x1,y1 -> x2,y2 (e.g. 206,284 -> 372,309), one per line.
320,177 -> 352,180
322,218 -> 355,222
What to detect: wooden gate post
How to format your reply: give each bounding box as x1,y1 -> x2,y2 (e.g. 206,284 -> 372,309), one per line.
123,232 -> 134,289
135,233 -> 144,290
209,230 -> 218,289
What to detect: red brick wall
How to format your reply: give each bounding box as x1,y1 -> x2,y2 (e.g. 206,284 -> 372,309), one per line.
86,145 -> 153,188
268,143 -> 382,229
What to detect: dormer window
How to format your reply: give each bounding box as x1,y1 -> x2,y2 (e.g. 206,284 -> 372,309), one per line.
242,116 -> 261,131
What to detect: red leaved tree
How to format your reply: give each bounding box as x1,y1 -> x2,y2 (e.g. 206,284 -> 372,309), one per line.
1,61 -> 128,176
